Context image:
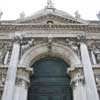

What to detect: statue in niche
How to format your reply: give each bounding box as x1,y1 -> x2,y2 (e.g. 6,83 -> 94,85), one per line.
96,54 -> 100,63
0,44 -> 7,64
0,10 -> 3,20
93,48 -> 100,64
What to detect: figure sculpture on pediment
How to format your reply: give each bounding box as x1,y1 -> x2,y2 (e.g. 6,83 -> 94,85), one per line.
97,11 -> 100,20
47,0 -> 54,8
75,11 -> 81,19
19,11 -> 25,19
0,10 -> 3,20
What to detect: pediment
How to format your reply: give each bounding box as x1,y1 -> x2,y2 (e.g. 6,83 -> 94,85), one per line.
17,8 -> 87,25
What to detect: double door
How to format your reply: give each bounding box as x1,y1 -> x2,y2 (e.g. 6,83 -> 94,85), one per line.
28,58 -> 73,100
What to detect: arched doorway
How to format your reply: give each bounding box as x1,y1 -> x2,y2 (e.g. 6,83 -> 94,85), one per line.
28,57 -> 73,100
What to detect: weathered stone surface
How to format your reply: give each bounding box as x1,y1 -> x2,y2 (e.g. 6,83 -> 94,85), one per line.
0,2 -> 100,100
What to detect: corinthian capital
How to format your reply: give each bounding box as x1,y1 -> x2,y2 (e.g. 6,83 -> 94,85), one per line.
67,67 -> 85,89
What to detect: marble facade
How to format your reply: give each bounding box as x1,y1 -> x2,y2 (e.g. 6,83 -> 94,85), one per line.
0,1 -> 100,100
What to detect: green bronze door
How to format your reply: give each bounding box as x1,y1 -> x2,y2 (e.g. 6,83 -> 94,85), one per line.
28,58 -> 73,100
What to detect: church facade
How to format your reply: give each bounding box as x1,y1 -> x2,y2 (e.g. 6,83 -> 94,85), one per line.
0,1 -> 100,100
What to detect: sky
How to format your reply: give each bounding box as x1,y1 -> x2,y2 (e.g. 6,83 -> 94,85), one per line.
0,0 -> 100,20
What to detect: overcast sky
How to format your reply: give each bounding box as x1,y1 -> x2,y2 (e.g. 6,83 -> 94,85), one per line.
0,0 -> 100,20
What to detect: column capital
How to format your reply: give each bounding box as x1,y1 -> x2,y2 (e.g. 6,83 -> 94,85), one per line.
16,77 -> 29,89
13,32 -> 24,44
16,68 -> 33,89
67,67 -> 85,89
77,35 -> 86,43
70,64 -> 82,68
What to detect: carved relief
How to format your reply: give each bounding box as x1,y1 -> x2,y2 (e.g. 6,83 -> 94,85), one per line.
67,67 -> 85,89
0,41 -> 12,64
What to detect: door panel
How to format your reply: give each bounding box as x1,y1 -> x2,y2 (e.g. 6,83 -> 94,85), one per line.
28,58 -> 73,100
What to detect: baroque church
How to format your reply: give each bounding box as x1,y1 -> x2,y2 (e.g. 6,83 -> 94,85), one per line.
0,0 -> 100,100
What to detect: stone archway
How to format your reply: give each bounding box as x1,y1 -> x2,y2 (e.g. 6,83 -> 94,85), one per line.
18,42 -> 81,100
28,57 -> 73,100
19,43 -> 81,68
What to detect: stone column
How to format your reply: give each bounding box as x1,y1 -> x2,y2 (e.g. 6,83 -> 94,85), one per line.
80,43 -> 99,100
2,41 -> 20,100
14,68 -> 33,100
67,67 -> 86,100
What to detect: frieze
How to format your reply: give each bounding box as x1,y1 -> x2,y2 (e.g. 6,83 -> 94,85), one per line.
0,24 -> 100,33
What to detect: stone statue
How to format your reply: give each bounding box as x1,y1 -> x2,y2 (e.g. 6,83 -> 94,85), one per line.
75,11 -> 81,18
47,0 -> 54,8
19,11 -> 25,19
0,10 -> 3,20
97,11 -> 100,20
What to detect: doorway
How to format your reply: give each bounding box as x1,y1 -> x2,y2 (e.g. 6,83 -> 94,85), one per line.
28,57 -> 73,100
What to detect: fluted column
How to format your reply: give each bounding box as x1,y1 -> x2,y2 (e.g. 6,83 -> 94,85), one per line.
14,68 -> 32,100
80,43 -> 99,100
68,67 -> 86,100
2,41 -> 20,100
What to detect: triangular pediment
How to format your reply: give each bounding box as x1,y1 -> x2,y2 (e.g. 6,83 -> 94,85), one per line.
17,8 -> 87,25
